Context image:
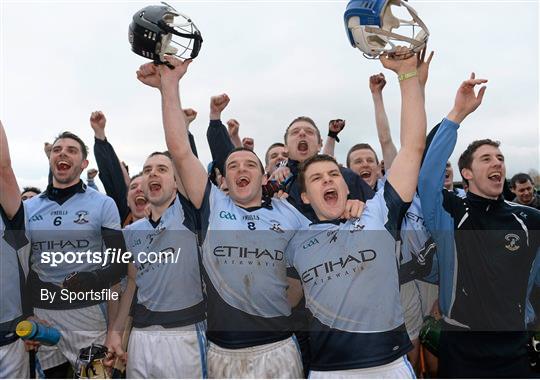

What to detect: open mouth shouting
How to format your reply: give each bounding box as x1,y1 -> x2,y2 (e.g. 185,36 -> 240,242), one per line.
487,171 -> 502,184
323,188 -> 339,206
148,181 -> 162,194
359,170 -> 372,181
236,176 -> 251,189
134,195 -> 147,209
55,160 -> 72,173
297,140 -> 309,154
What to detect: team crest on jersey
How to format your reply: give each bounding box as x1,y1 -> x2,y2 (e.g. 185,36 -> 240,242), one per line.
350,218 -> 365,233
269,220 -> 284,233
73,210 -> 89,224
147,225 -> 166,245
504,233 -> 520,252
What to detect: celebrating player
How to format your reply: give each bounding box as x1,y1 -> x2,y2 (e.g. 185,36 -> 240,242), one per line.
419,73 -> 540,377
285,47 -> 427,378
0,121 -> 32,378
137,55 -> 313,378
2,129 -> 127,377
106,150 -> 207,378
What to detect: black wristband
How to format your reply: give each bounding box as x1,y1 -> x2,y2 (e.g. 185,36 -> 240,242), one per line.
328,130 -> 340,143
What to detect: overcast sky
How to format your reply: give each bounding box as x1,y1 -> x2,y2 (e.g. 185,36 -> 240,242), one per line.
1,0 -> 538,190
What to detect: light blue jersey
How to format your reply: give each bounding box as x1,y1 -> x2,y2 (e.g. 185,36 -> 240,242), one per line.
285,181 -> 412,371
199,183 -> 310,348
0,204 -> 30,341
123,193 -> 205,328
23,183 -> 122,309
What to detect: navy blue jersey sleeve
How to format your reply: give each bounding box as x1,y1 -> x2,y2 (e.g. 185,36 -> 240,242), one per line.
1,203 -> 28,250
341,167 -> 376,202
100,226 -> 129,286
94,138 -> 129,222
198,180 -> 215,241
206,119 -> 235,175
177,191 -> 199,233
398,237 -> 437,284
188,131 -> 199,158
382,180 -> 411,240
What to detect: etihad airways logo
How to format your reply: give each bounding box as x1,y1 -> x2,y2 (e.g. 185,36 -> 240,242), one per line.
213,246 -> 283,260
301,250 -> 376,284
212,245 -> 284,268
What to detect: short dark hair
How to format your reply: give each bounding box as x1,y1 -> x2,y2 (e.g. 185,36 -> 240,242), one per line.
21,186 -> 41,195
510,173 -> 534,188
53,131 -> 88,159
284,116 -> 322,144
148,151 -> 173,160
346,143 -> 379,167
298,154 -> 340,194
223,147 -> 265,176
130,172 -> 142,183
458,139 -> 500,185
264,142 -> 285,166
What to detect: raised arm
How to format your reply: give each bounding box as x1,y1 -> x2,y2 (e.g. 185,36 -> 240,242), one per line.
322,119 -> 345,157
0,121 -> 21,218
418,73 -> 487,230
369,73 -> 397,168
184,108 -> 200,158
226,118 -> 242,148
381,48 -> 427,202
146,57 -> 208,208
90,111 -> 130,221
206,95 -> 236,175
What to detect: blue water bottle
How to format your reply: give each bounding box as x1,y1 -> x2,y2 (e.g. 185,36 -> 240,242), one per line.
16,320 -> 61,345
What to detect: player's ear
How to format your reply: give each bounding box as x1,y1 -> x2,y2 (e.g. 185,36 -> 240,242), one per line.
300,191 -> 311,205
461,168 -> 473,182
81,159 -> 89,171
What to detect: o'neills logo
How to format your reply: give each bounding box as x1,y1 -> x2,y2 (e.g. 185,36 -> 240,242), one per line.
301,250 -> 376,284
213,245 -> 283,266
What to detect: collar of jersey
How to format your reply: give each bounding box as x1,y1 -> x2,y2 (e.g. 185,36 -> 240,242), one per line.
309,218 -> 346,226
237,197 -> 273,212
466,191 -> 504,208
41,180 -> 86,204
148,195 -> 178,227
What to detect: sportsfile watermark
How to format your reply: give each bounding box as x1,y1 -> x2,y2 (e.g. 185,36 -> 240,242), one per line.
40,248 -> 182,267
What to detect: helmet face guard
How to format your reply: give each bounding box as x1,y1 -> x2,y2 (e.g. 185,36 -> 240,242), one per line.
129,2 -> 203,64
75,344 -> 109,379
344,0 -> 429,59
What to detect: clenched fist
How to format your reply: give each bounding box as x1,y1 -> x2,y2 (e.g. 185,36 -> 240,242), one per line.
210,94 -> 230,120
90,111 -> 106,140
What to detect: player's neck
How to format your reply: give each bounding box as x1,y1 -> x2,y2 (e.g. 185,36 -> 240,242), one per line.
233,196 -> 262,209
468,184 -> 500,201
52,178 -> 81,189
149,194 -> 176,221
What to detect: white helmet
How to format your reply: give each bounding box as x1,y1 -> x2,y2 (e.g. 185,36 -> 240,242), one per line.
344,0 -> 429,59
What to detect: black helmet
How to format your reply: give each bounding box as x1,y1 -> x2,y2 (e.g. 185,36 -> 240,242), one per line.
129,2 -> 203,64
